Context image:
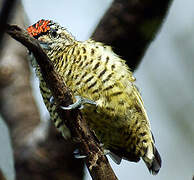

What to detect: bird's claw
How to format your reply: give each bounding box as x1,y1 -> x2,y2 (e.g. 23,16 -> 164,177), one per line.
61,95 -> 96,110
73,149 -> 87,159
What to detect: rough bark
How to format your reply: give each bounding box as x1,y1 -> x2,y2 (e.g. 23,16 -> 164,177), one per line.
92,0 -> 173,71
7,24 -> 118,180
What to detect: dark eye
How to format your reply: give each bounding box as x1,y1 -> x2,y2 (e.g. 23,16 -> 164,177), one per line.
50,28 -> 58,38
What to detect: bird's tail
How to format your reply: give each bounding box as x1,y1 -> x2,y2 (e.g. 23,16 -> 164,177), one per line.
142,144 -> 162,175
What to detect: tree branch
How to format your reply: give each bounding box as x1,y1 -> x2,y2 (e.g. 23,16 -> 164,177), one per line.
92,0 -> 173,71
7,24 -> 118,180
0,0 -> 18,51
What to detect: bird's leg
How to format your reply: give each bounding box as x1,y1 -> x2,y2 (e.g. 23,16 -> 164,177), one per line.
61,95 -> 97,110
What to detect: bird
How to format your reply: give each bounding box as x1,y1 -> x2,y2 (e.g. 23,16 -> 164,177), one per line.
27,19 -> 162,174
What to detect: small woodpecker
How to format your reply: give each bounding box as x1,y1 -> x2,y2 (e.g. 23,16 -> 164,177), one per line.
27,19 -> 161,174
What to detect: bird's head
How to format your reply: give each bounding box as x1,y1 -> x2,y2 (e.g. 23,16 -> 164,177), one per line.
27,19 -> 75,51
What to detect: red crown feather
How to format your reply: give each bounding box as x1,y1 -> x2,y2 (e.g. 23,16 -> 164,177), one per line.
27,19 -> 51,37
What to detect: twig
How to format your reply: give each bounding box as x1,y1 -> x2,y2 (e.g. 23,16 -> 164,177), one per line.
7,24 -> 118,180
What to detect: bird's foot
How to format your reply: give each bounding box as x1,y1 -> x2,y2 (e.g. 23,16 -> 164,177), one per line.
73,149 -> 87,159
61,95 -> 96,110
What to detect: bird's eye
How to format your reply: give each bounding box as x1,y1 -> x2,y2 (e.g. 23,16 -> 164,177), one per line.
50,28 -> 59,38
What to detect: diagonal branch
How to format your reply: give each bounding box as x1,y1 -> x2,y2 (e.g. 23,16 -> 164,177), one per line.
7,24 -> 118,180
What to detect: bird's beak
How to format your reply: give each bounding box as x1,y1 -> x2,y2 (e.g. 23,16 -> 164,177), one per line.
39,41 -> 51,50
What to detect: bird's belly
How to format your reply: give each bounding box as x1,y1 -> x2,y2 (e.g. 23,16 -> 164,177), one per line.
81,105 -> 131,148
80,103 -> 145,161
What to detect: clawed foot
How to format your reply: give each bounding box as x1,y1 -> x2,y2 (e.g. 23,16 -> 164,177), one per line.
61,95 -> 96,110
49,95 -> 96,110
73,149 -> 87,159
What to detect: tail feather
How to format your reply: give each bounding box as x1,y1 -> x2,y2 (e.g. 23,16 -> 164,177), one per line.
143,145 -> 162,175
149,147 -> 162,175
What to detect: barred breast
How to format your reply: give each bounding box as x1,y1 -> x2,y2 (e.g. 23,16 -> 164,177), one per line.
49,40 -> 154,163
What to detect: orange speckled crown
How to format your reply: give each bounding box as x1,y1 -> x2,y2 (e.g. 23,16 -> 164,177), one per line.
27,19 -> 51,38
